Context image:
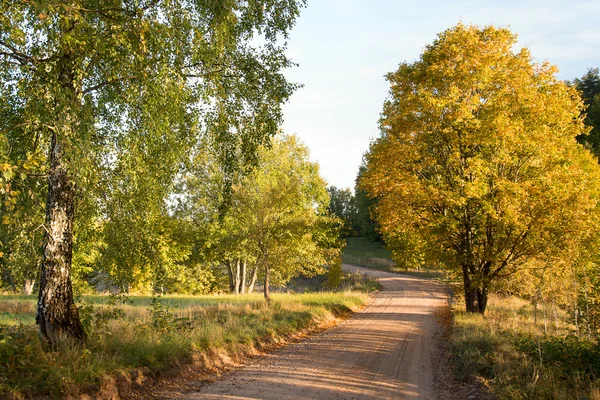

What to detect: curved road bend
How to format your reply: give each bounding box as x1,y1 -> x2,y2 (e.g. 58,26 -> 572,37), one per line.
167,264 -> 450,400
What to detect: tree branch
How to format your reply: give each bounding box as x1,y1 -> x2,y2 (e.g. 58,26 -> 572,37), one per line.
0,49 -> 30,66
76,0 -> 162,18
0,40 -> 59,66
82,75 -> 137,95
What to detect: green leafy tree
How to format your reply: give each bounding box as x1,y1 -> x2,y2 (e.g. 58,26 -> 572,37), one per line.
352,165 -> 380,241
574,68 -> 600,157
0,93 -> 47,293
181,134 -> 342,299
0,184 -> 44,294
173,133 -> 256,294
327,186 -> 355,237
97,125 -> 196,293
362,24 -> 600,314
236,135 -> 342,300
0,0 -> 305,343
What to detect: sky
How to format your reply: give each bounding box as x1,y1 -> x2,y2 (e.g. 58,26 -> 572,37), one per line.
280,0 -> 600,190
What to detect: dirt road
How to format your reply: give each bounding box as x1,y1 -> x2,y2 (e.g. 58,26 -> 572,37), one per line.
168,265 -> 450,400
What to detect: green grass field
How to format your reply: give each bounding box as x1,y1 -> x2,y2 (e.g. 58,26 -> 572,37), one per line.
0,291 -> 370,398
342,237 -> 446,279
343,237 -> 394,260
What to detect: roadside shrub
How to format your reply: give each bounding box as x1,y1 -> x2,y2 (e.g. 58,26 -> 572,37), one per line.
514,335 -> 600,379
451,294 -> 600,399
325,261 -> 343,288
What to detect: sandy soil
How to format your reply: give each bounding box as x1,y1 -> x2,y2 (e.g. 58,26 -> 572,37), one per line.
163,264 -> 451,400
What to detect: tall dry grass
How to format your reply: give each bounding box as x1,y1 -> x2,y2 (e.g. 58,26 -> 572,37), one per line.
0,291 -> 368,398
451,294 -> 600,399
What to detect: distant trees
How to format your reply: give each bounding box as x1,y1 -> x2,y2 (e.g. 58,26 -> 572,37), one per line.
362,24 -> 600,314
327,187 -> 355,236
327,166 -> 380,240
352,166 -> 380,240
574,68 -> 600,157
0,0 -> 306,343
179,134 -> 342,300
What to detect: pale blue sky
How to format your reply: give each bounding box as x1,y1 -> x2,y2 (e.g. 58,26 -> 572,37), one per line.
281,0 -> 600,190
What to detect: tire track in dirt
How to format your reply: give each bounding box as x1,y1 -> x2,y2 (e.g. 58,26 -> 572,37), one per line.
166,264 -> 450,400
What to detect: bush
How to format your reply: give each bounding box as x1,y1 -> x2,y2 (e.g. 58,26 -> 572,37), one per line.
451,294 -> 600,399
325,261 -> 343,288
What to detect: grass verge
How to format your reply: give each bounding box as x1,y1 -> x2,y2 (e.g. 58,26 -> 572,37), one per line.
451,293 -> 600,399
0,291 -> 369,399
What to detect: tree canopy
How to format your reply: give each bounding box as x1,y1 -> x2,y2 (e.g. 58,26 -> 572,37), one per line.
327,186 -> 355,237
0,0 -> 306,343
180,134 -> 342,299
361,24 -> 600,314
326,166 -> 381,241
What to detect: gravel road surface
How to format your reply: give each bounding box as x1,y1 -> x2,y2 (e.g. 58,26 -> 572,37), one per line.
167,264 -> 450,400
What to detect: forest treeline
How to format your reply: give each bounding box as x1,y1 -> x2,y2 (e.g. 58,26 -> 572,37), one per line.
326,167 -> 379,241
1,125 -> 339,298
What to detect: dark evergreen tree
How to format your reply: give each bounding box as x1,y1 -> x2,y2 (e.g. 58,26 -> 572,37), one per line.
574,68 -> 600,156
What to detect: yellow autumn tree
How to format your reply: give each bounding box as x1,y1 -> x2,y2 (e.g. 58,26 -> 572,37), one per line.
361,24 -> 600,313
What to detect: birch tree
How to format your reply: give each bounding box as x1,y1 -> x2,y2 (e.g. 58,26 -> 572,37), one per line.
0,0 -> 305,343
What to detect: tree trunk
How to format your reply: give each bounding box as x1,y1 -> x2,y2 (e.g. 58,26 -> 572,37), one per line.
225,260 -> 235,293
462,265 -> 478,313
552,300 -> 559,332
583,267 -> 592,338
543,304 -> 548,335
234,259 -> 241,295
263,264 -> 270,302
476,287 -> 488,314
247,266 -> 258,294
5,271 -> 17,294
478,261 -> 491,314
533,297 -> 538,326
22,279 -> 35,295
36,132 -> 85,344
572,266 -> 580,333
240,260 -> 247,295
462,264 -> 488,314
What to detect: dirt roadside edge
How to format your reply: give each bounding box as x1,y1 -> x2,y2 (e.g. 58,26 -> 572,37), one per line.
57,296 -> 373,400
431,286 -> 497,400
